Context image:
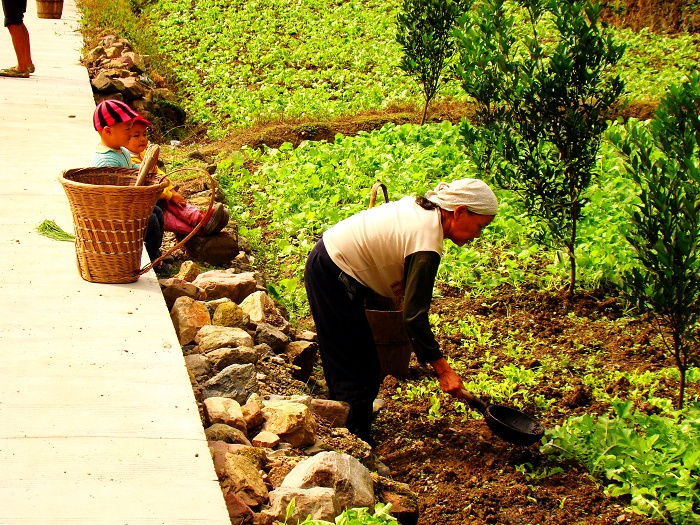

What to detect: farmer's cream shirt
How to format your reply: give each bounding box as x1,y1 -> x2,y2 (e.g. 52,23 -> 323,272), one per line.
323,197 -> 443,299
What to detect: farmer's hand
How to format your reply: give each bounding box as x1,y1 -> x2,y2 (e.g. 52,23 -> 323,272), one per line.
429,357 -> 463,398
170,191 -> 187,207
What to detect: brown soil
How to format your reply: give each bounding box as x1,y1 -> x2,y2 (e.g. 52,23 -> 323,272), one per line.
194,98 -> 658,156
365,285 -> 692,525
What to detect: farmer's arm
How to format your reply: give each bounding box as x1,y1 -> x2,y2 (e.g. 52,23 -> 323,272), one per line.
403,251 -> 442,364
403,251 -> 464,397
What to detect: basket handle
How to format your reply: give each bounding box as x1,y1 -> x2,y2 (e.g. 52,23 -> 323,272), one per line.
368,182 -> 388,209
135,144 -> 160,186
139,166 -> 218,276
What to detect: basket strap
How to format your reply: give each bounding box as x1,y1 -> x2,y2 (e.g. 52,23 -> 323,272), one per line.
368,182 -> 388,209
139,166 -> 217,275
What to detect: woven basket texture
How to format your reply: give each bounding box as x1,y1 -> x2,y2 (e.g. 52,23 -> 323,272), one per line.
59,167 -> 170,283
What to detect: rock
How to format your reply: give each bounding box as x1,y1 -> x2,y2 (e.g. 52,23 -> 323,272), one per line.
184,232 -> 239,266
192,270 -> 257,302
262,400 -> 317,448
265,395 -> 312,408
221,453 -> 269,507
223,490 -> 255,525
120,76 -> 147,100
213,301 -> 250,329
254,343 -> 273,360
282,451 -> 374,511
86,45 -> 105,61
371,473 -> 419,525
104,44 -> 123,58
176,260 -> 203,282
195,325 -> 254,352
295,330 -> 317,342
205,297 -> 231,317
91,71 -> 121,93
203,397 -> 247,433
204,423 -> 251,446
241,401 -> 265,430
184,353 -> 210,378
267,486 -> 340,524
255,323 -> 289,352
285,341 -> 318,382
265,454 -> 303,489
202,363 -> 259,403
310,399 -> 350,427
209,441 -> 249,477
240,291 -> 290,333
153,87 -> 177,101
206,346 -> 258,371
121,51 -> 145,72
252,430 -> 280,448
170,296 -> 211,345
159,278 -> 205,310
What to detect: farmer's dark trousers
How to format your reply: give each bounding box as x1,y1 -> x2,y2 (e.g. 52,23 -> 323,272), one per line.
304,238 -> 381,445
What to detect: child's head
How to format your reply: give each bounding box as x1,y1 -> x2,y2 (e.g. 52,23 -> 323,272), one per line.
93,100 -> 139,149
126,116 -> 152,155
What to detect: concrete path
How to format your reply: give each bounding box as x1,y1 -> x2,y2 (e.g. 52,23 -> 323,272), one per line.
0,1 -> 230,523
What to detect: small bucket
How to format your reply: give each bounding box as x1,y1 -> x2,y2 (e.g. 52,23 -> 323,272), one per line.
365,308 -> 412,379
36,0 -> 63,19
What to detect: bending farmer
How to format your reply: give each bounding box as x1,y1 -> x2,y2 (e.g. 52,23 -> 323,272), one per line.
304,178 -> 497,446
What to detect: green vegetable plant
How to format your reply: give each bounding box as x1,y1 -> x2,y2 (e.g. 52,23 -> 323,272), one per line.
396,0 -> 470,124
544,401 -> 700,524
610,72 -> 700,409
455,0 -> 625,296
36,220 -> 75,242
286,501 -> 398,525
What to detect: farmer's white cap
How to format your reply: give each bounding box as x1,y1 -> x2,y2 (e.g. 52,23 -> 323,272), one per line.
425,178 -> 498,215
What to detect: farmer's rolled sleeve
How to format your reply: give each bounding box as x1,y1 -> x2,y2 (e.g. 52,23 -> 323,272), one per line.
403,250 -> 443,364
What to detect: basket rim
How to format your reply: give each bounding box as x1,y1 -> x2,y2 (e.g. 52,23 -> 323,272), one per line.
58,169 -> 170,191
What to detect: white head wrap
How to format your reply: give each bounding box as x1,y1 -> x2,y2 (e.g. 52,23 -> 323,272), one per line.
425,178 -> 498,215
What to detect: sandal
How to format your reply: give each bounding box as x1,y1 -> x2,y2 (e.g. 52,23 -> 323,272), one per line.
0,66 -> 30,78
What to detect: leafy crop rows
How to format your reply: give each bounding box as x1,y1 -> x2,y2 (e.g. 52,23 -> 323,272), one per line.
145,0 -> 698,138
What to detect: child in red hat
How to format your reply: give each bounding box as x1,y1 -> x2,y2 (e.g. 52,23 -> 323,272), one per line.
90,99 -> 169,268
127,116 -> 228,236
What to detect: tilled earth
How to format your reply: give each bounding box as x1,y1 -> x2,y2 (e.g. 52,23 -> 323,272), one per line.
368,286 -> 692,525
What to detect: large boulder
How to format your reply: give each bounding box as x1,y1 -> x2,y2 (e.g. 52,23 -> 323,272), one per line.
281,451 -> 374,510
203,397 -> 247,433
221,453 -> 269,507
192,270 -> 257,302
170,296 -> 211,345
202,363 -> 259,403
262,400 -> 317,448
240,291 -> 290,333
195,325 -> 254,353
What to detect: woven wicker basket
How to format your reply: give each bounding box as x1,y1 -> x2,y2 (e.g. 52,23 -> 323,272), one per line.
59,167 -> 170,283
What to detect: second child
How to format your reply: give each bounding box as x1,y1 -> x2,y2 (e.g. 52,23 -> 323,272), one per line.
127,116 -> 228,236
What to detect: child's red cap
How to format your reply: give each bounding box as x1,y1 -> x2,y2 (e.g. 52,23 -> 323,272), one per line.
93,100 -> 139,131
132,115 -> 151,128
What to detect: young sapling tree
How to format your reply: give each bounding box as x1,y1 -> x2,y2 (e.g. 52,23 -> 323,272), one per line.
455,0 -> 625,295
396,0 -> 471,125
610,72 -> 700,409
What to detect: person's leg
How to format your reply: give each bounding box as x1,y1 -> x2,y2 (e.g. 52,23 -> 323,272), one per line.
7,23 -> 32,71
304,239 -> 381,445
2,0 -> 33,74
163,205 -> 197,236
144,206 -> 164,261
